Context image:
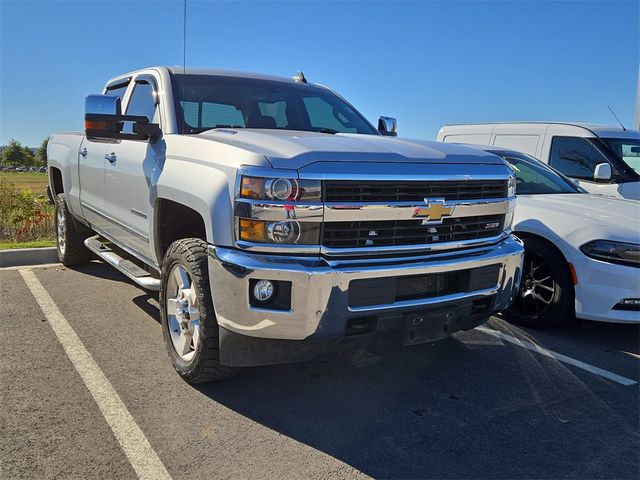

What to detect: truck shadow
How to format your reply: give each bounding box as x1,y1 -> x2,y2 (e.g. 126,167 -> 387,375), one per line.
195,326 -> 639,479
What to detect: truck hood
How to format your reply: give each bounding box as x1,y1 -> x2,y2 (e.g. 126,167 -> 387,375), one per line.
197,129 -> 506,169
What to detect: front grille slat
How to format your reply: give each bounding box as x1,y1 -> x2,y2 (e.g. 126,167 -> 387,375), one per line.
325,180 -> 508,203
322,215 -> 504,249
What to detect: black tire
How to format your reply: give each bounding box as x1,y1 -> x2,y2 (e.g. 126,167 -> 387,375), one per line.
502,236 -> 574,328
54,193 -> 93,267
160,238 -> 239,384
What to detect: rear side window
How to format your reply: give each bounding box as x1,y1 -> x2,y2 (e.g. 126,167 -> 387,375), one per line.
493,134 -> 539,156
105,81 -> 129,102
549,137 -> 612,180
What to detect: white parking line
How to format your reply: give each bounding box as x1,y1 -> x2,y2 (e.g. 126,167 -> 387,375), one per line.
477,326 -> 638,387
19,269 -> 172,480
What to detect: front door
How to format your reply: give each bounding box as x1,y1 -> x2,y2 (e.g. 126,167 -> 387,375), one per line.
548,136 -> 622,198
104,76 -> 163,263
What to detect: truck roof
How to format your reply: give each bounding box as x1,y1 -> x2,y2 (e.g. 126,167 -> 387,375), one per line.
110,66 -> 301,85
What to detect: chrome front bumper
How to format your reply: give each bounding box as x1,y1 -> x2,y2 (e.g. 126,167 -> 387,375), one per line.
207,235 -> 524,342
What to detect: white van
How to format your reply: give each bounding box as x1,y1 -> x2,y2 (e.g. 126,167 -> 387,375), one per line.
437,122 -> 640,200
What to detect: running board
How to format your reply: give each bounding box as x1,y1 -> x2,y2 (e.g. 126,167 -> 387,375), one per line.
84,236 -> 160,291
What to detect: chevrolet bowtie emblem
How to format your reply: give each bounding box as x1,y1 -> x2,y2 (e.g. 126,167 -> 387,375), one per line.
413,198 -> 455,224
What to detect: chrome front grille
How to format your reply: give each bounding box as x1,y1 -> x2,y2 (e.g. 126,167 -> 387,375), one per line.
322,215 -> 505,249
323,180 -> 508,203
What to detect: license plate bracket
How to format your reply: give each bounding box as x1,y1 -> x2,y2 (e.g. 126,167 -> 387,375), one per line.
402,308 -> 459,345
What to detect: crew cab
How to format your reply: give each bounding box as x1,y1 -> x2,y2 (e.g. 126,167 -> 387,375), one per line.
48,67 -> 523,383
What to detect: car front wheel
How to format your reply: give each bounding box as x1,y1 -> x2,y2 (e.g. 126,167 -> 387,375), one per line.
502,236 -> 574,328
160,238 -> 239,384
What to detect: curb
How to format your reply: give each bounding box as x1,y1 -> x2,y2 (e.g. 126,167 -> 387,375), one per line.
0,247 -> 59,268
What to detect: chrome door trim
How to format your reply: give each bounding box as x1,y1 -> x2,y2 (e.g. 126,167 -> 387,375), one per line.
81,201 -> 149,242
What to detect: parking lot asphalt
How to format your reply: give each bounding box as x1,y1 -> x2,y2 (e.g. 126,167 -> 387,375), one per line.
1,261 -> 638,479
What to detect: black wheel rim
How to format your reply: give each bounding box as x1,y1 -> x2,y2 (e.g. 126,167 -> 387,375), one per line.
512,252 -> 556,319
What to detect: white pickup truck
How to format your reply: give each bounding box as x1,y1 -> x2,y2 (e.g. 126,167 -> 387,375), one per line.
48,67 -> 523,383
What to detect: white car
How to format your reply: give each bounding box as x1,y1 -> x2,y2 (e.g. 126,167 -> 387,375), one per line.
477,146 -> 639,327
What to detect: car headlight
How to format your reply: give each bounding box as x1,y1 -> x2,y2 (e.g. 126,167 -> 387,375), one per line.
580,240 -> 640,268
507,175 -> 516,197
237,175 -> 321,245
240,176 -> 321,202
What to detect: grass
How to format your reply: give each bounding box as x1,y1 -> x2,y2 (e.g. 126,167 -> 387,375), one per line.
0,175 -> 55,249
0,239 -> 56,250
0,171 -> 48,195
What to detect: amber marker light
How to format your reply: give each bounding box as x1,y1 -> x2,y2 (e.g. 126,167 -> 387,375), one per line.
85,120 -> 107,130
239,219 -> 267,242
240,176 -> 265,199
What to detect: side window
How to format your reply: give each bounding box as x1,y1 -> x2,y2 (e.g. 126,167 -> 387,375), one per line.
549,137 -> 610,180
123,80 -> 158,134
303,97 -> 357,133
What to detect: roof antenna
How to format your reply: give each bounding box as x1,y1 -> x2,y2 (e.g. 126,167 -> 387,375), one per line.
293,71 -> 307,83
181,0 -> 187,134
607,105 -> 626,131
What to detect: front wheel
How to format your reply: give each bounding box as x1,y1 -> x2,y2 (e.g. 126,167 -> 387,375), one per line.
502,236 -> 574,328
160,238 -> 239,384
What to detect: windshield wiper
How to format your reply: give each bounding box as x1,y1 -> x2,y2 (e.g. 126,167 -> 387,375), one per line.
191,125 -> 244,134
315,128 -> 339,134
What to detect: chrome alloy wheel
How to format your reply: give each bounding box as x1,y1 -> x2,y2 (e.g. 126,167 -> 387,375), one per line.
56,206 -> 66,255
513,253 -> 556,318
166,264 -> 201,361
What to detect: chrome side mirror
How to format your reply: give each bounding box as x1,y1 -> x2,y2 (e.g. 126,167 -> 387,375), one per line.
594,163 -> 612,182
84,94 -> 160,142
86,94 -> 122,116
378,116 -> 397,136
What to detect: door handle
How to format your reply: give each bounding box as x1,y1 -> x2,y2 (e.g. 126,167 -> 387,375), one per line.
79,148 -> 87,157
105,152 -> 117,163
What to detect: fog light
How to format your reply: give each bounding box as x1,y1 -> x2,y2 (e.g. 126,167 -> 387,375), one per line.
253,280 -> 275,303
613,298 -> 640,311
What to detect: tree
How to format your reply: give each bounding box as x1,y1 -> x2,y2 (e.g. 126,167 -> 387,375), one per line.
22,146 -> 35,166
1,139 -> 26,166
37,138 -> 48,166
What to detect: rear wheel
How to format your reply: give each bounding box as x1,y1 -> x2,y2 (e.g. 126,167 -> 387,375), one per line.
503,236 -> 574,328
160,238 -> 239,383
54,193 -> 93,266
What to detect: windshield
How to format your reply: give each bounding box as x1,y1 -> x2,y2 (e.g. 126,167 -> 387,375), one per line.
170,74 -> 378,135
601,137 -> 640,174
493,151 -> 581,195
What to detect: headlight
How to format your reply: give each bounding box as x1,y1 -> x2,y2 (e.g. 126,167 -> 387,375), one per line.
240,176 -> 321,202
507,175 -> 516,197
580,240 -> 640,268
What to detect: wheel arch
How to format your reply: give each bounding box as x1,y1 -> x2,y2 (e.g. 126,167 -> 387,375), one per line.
512,230 -> 577,292
154,198 -> 209,262
49,166 -> 64,196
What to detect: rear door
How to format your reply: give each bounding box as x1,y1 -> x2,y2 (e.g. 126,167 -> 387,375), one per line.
104,74 -> 163,262
78,80 -> 131,230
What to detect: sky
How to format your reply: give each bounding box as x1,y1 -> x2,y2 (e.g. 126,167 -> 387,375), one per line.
0,0 -> 638,147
